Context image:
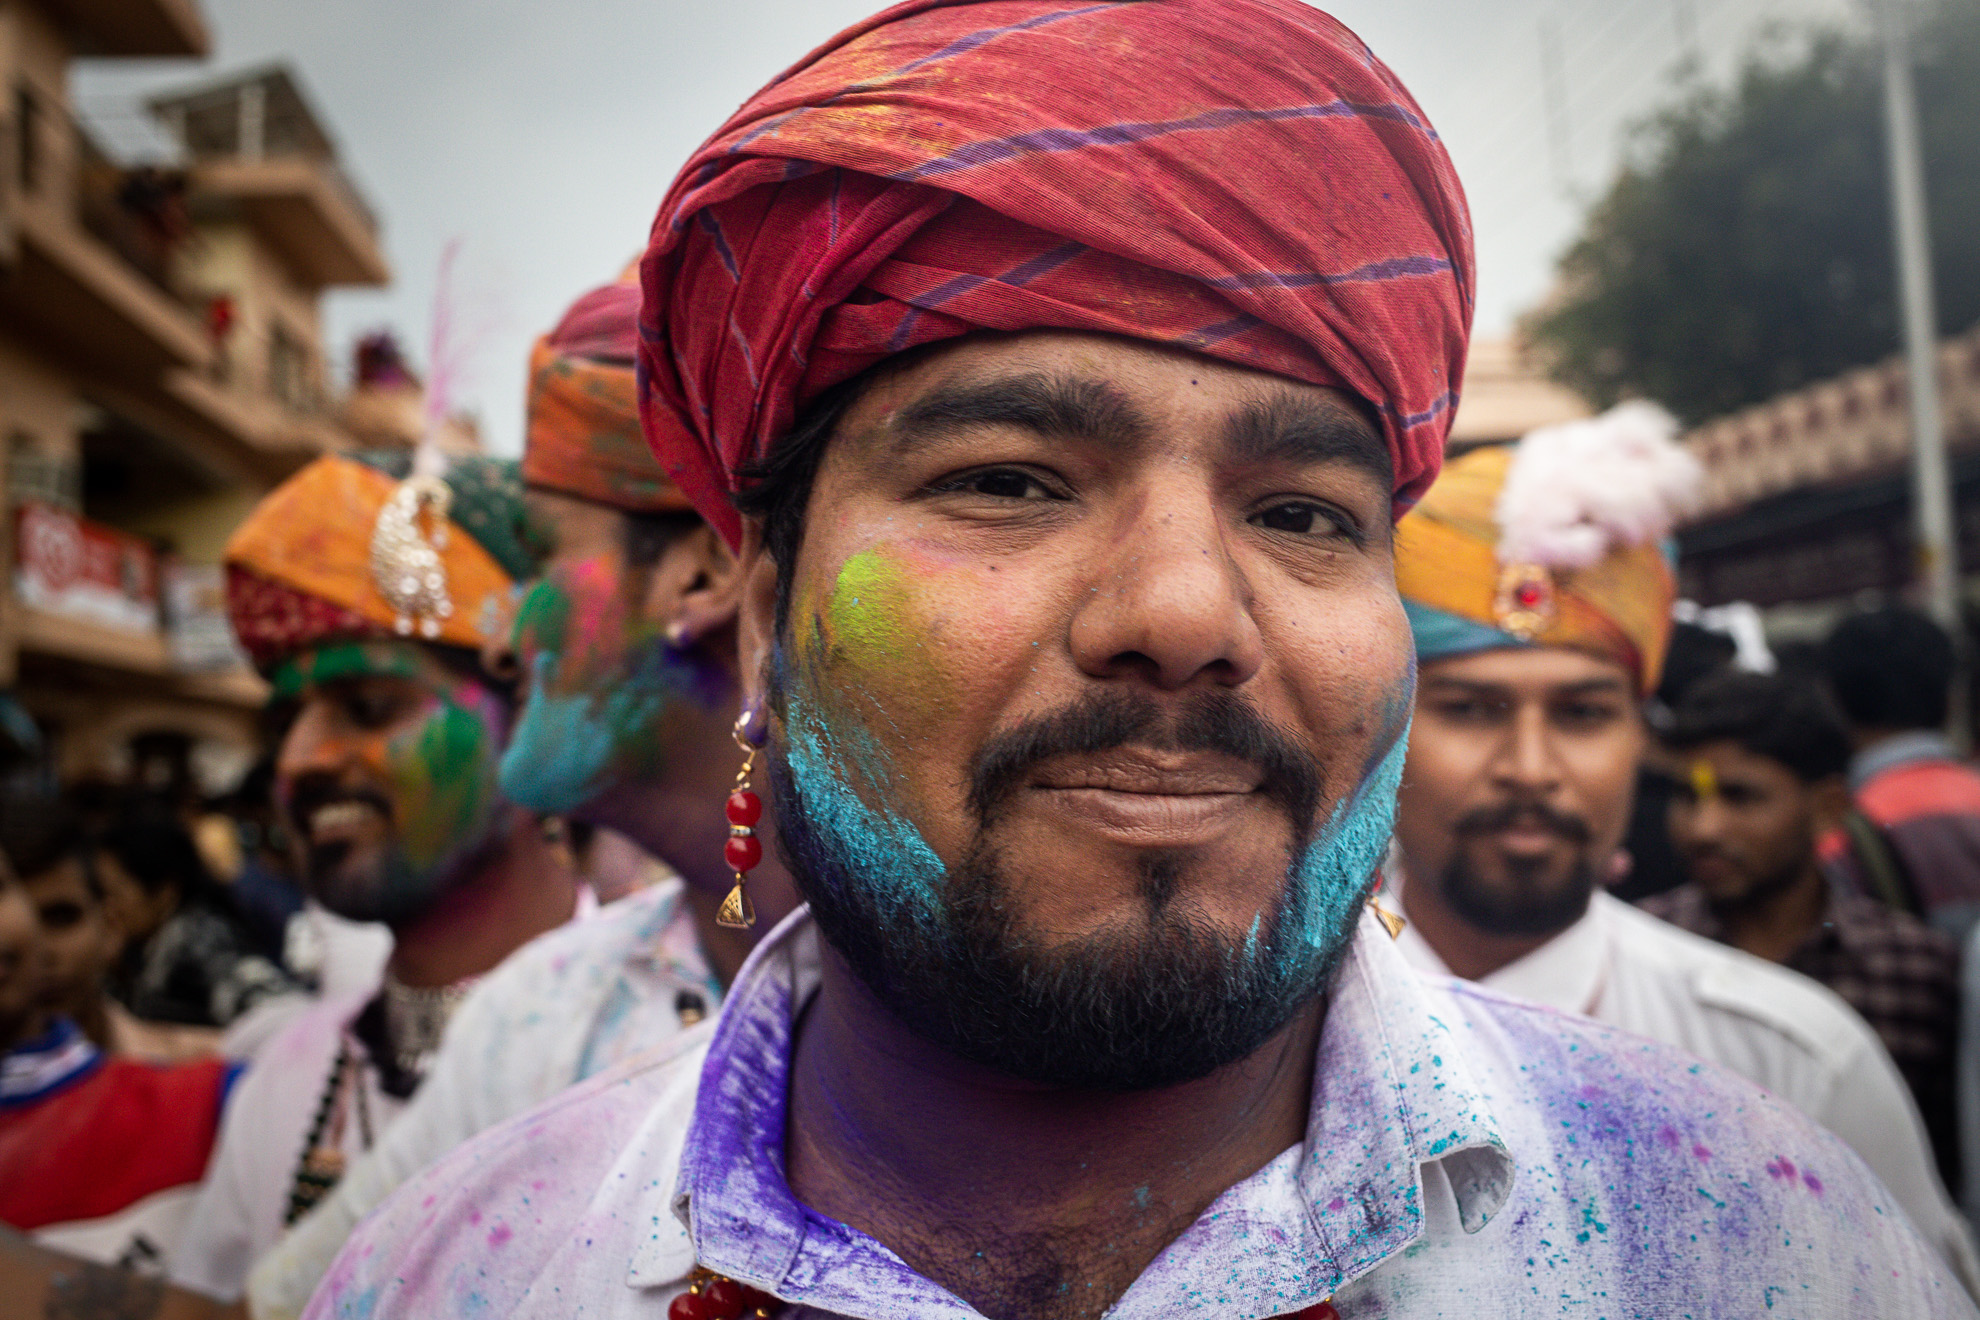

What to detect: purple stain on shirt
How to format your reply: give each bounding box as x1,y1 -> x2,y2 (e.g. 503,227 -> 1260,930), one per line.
487,1223 -> 513,1248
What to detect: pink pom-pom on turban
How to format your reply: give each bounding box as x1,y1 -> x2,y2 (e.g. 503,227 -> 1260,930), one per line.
638,0 -> 1476,549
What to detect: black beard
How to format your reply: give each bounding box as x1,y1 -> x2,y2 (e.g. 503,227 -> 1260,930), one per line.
771,687 -> 1353,1092
1436,800 -> 1597,939
1693,845 -> 1815,919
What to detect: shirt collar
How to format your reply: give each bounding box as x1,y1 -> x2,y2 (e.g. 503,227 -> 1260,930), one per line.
1395,890 -> 1609,1017
1,1017 -> 103,1107
1850,730 -> 1959,789
660,907 -> 1514,1316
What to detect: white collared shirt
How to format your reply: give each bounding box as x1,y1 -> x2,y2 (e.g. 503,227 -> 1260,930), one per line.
247,877 -> 717,1320
1398,888 -> 1979,1291
306,907 -> 1974,1319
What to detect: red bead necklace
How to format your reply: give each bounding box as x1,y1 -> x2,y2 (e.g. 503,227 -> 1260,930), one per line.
668,1268 -> 779,1320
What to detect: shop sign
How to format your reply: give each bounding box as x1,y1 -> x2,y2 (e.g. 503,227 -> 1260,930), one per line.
14,501 -> 161,635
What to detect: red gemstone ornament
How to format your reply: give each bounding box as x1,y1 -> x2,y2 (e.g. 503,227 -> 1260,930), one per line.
724,833 -> 764,872
725,791 -> 762,827
702,1278 -> 745,1313
1491,561 -> 1556,641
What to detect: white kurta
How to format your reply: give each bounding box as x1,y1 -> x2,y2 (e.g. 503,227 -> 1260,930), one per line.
1397,888 -> 1980,1292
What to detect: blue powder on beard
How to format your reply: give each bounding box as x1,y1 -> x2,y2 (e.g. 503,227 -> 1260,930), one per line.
780,675 -> 949,939
780,624 -> 1413,975
1274,723 -> 1410,975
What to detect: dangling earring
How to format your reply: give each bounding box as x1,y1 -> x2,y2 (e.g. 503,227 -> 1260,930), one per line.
717,707 -> 764,930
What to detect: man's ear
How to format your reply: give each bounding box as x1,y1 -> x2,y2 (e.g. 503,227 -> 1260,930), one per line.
1811,774 -> 1852,835
643,522 -> 748,659
733,519 -> 778,720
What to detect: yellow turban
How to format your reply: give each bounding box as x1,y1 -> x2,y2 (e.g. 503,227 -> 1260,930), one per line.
1394,403 -> 1700,695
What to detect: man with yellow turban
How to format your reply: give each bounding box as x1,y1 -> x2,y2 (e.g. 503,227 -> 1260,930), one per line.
308,3 -> 1965,1316
1389,402 -> 1978,1289
167,451 -> 580,1306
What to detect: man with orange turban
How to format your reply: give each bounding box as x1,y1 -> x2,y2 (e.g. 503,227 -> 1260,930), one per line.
245,279 -> 802,1320
1388,403 -> 1977,1289
167,451 -> 580,1306
312,3 -> 1966,1317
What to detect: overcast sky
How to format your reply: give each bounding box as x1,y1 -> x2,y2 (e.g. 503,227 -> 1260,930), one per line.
75,0 -> 1858,455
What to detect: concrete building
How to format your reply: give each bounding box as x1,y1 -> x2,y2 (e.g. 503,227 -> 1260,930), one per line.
1677,322 -> 1980,640
1447,334 -> 1593,452
0,0 -> 388,793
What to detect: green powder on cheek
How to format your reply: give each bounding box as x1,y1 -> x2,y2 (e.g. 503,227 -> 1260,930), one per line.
512,577 -> 573,660
388,696 -> 500,872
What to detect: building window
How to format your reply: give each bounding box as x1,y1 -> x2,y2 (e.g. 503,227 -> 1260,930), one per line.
266,322 -> 312,411
15,83 -> 39,196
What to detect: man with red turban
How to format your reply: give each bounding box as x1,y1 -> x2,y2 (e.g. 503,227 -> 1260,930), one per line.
311,3 -> 1968,1317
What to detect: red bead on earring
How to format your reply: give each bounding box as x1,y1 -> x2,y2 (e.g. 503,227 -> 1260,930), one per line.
717,712 -> 762,930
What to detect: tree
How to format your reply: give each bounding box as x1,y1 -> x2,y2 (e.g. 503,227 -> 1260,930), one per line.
1526,2 -> 1980,425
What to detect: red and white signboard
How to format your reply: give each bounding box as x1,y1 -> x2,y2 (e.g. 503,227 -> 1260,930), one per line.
15,502 -> 161,635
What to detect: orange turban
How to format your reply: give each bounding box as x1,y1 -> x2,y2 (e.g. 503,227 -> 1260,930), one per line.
521,279 -> 691,514
224,453 -> 533,669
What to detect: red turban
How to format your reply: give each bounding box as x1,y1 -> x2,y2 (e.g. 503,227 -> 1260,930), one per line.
639,0 -> 1475,549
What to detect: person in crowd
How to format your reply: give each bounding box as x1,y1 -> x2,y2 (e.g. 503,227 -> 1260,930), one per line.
246,277 -> 801,1320
1645,669 -> 1964,1195
193,760 -> 307,966
99,802 -> 296,1033
1387,406 -> 1977,1286
1822,606 -> 1980,940
8,808 -> 124,1049
167,450 -> 578,1305
0,819 -> 237,1270
308,4 -> 1970,1316
1611,620 -> 1737,903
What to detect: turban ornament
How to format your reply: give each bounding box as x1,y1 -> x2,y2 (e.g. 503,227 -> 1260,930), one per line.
370,474 -> 455,639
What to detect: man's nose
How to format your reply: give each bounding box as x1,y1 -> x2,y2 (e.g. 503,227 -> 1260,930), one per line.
1068,492 -> 1264,691
275,701 -> 355,787
1490,702 -> 1564,795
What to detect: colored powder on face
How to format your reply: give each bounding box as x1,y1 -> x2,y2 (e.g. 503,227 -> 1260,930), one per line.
499,560 -> 723,815
501,651 -> 662,814
821,547 -> 922,668
510,575 -> 573,666
775,636 -> 948,935
386,682 -> 503,877
1278,723 -> 1410,968
271,640 -> 424,701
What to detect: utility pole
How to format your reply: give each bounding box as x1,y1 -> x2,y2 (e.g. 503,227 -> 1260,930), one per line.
1877,0 -> 1959,633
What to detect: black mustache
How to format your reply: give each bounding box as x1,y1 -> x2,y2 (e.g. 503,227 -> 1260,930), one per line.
966,689 -> 1322,831
1452,800 -> 1593,845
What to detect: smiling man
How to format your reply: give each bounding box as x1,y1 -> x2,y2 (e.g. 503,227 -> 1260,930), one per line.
1389,407 -> 1978,1290
245,278 -> 803,1320
167,452 -> 576,1306
308,2 -> 1969,1317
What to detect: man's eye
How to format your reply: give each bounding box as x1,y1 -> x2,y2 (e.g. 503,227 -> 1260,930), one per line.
38,902 -> 83,930
1431,698 -> 1503,722
937,468 -> 1058,500
342,687 -> 406,729
1555,703 -> 1621,728
1251,502 -> 1348,538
